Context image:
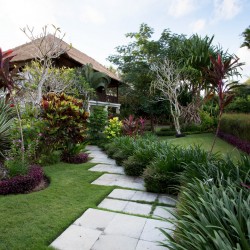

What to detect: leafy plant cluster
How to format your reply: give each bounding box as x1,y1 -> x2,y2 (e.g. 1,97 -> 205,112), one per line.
105,134 -> 250,249
104,117 -> 122,139
122,115 -> 145,137
0,165 -> 44,195
40,92 -> 89,161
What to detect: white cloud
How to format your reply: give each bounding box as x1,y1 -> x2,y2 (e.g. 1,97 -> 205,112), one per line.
79,5 -> 106,25
168,0 -> 198,18
212,0 -> 243,21
236,47 -> 250,81
190,19 -> 207,33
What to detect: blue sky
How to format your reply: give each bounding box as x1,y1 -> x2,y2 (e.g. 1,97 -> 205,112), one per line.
1,0 -> 249,81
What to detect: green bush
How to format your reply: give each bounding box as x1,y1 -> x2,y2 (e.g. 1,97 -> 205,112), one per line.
160,172 -> 250,250
220,113 -> 250,142
143,145 -> 217,194
87,107 -> 108,143
104,117 -> 122,139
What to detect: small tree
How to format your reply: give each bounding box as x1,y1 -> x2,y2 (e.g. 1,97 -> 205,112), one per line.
203,54 -> 244,152
151,59 -> 186,136
20,25 -> 68,105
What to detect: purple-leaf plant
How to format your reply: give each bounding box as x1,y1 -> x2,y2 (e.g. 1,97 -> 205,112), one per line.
203,54 -> 244,152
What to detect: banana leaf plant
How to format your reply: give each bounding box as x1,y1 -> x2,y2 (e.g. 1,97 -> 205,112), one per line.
203,54 -> 244,152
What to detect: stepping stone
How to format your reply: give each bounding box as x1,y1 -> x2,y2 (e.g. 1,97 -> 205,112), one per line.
136,240 -> 168,250
158,194 -> 177,206
108,189 -> 136,200
73,208 -> 116,231
123,201 -> 152,216
98,198 -> 128,211
131,191 -> 157,203
86,145 -> 102,151
50,225 -> 102,250
98,198 -> 152,216
104,213 -> 147,238
153,206 -> 175,219
89,164 -> 125,174
91,234 -> 138,250
140,219 -> 174,242
90,158 -> 117,165
92,174 -> 145,190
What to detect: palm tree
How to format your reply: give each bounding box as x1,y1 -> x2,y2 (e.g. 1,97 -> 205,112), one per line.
241,26 -> 250,49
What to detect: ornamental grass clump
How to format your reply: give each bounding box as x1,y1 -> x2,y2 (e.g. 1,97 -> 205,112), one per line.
160,173 -> 250,250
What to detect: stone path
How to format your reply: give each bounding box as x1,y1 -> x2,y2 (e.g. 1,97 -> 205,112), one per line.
51,145 -> 176,250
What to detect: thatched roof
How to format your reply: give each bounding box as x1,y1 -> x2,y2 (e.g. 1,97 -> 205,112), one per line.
9,34 -> 121,84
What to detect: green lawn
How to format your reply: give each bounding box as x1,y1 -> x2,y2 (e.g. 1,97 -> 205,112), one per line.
0,162 -> 113,250
159,133 -> 245,160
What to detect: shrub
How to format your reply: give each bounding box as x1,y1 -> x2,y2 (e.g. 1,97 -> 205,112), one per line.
219,113 -> 250,142
218,131 -> 250,155
160,174 -> 250,250
87,107 -> 108,143
122,115 -> 145,137
0,165 -> 44,195
104,117 -> 122,139
123,140 -> 162,176
40,92 -> 89,155
143,145 -> 218,194
62,152 -> 89,164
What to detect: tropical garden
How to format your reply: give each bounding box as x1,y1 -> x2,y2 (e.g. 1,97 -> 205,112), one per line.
0,24 -> 249,249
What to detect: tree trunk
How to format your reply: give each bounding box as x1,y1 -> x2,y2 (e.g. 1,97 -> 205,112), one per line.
210,110 -> 222,153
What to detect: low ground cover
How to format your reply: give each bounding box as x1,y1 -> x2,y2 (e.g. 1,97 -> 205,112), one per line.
0,162 -> 113,250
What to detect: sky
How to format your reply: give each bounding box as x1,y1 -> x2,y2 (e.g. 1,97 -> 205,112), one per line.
1,0 -> 249,81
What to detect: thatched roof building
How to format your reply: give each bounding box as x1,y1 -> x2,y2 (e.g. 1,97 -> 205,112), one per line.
9,34 -> 121,87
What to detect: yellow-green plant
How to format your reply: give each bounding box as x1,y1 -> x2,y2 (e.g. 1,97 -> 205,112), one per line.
104,117 -> 122,139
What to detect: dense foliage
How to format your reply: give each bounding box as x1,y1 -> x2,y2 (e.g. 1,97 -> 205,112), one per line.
0,165 -> 44,195
40,92 -> 89,155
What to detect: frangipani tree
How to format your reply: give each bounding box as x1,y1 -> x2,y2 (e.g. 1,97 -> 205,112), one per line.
203,54 -> 244,152
151,59 -> 186,137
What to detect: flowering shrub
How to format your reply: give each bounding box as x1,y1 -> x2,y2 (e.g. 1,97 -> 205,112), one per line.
122,115 -> 145,137
104,117 -> 122,139
0,165 -> 44,195
62,152 -> 89,164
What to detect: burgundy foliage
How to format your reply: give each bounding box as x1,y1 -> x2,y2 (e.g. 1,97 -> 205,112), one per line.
62,152 -> 89,164
0,165 -> 44,195
218,131 -> 250,155
122,115 -> 145,137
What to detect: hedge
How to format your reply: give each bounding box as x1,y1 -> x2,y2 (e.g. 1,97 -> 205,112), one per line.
220,113 -> 250,142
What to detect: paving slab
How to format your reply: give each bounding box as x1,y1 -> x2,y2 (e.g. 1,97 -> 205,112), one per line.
105,213 -> 147,238
158,194 -> 177,206
73,208 -> 116,231
92,174 -> 145,190
98,198 -> 128,211
108,189 -> 136,200
91,234 -> 138,250
140,219 -> 174,242
89,164 -> 125,174
50,225 -> 101,250
123,201 -> 152,216
153,206 -> 175,219
131,191 -> 158,203
86,145 -> 102,151
89,158 -> 117,165
136,240 -> 168,250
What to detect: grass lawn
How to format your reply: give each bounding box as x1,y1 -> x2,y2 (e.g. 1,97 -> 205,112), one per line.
0,162 -> 113,250
159,133 -> 246,160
